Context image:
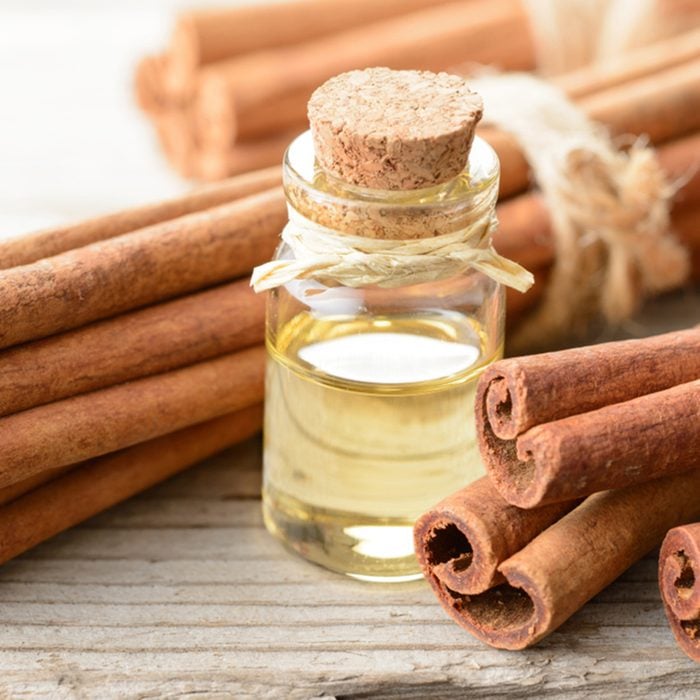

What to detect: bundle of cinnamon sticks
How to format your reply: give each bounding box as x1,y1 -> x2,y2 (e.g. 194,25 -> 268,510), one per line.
136,5 -> 700,339
134,0 -> 536,178
0,167 -> 287,564
415,328 -> 700,653
135,1 -> 700,185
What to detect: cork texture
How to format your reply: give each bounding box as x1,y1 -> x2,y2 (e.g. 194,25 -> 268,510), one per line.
308,68 -> 483,190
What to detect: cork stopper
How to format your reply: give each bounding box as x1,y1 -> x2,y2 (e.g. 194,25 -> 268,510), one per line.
307,68 -> 483,191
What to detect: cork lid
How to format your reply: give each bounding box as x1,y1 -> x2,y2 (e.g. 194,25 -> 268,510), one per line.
307,68 -> 483,191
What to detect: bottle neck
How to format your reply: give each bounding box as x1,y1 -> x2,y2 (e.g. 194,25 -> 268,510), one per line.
283,131 -> 500,241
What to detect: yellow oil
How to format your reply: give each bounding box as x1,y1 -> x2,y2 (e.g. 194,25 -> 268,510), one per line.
262,310 -> 501,581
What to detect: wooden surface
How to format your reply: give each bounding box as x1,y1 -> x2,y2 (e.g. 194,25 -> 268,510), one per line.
1,433 -> 699,699
0,1 -> 699,698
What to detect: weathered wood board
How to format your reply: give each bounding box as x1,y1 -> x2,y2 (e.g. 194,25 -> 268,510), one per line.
0,1 -> 699,696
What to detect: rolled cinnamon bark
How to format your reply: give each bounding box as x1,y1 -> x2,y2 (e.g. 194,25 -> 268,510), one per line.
659,523 -> 700,664
478,328 -> 700,439
0,187 -> 285,349
556,26 -> 700,99
165,0 -> 460,96
577,58 -> 700,145
0,466 -> 71,507
0,405 -> 263,566
490,58 -> 700,198
431,468 -> 700,650
193,132 -> 297,181
482,380 -> 700,508
196,0 -> 534,146
0,345 -> 265,490
0,167 -> 281,269
0,279 -> 264,418
134,53 -> 171,114
413,477 -> 577,595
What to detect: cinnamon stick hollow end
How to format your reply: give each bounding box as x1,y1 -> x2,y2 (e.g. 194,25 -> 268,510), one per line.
430,470 -> 700,650
308,68 -> 483,190
414,476 -> 576,596
660,523 -> 700,663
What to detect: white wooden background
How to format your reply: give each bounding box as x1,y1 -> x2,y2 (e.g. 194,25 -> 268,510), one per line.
0,2 -> 699,697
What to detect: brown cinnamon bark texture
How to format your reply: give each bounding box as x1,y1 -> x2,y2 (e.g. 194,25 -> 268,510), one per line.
0,280 -> 264,418
429,469 -> 700,650
476,330 -> 700,508
659,523 -> 700,664
0,405 -> 262,566
0,346 -> 264,490
556,26 -> 700,99
196,0 -> 534,146
193,133 -> 294,181
0,187 -> 285,349
479,328 -> 700,438
0,167 -> 281,269
166,0 -> 459,96
413,477 -> 577,595
490,57 -> 700,198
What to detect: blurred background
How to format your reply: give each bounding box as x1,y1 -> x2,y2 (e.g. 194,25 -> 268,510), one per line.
0,0 -> 265,235
1,0 -> 698,336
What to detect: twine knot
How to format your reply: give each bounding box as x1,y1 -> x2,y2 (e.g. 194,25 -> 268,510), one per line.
251,207 -> 534,293
470,72 -> 689,349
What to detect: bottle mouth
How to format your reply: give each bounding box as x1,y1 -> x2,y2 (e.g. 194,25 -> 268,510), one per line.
283,130 -> 500,239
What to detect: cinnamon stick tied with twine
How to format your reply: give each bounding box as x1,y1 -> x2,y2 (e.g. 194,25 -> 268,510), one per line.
416,468 -> 700,650
473,70 -> 692,348
476,329 -> 700,508
0,406 -> 262,567
659,523 -> 700,664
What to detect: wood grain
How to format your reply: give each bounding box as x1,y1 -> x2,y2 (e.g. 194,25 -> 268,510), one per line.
0,434 -> 696,699
0,1 -> 699,697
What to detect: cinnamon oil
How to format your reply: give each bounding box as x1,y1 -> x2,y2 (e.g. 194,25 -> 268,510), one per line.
262,310 -> 501,581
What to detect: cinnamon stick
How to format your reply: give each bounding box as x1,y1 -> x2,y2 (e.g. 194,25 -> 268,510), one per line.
481,379 -> 700,508
0,279 -> 264,418
0,345 -> 265,491
413,477 -> 577,595
577,58 -> 700,145
556,26 -> 700,99
493,132 -> 700,275
196,0 -> 534,146
478,328 -> 700,439
476,330 -> 700,505
0,405 -> 263,566
428,468 -> 700,650
134,53 -> 172,114
491,58 -> 700,198
0,167 -> 281,269
0,187 -> 285,349
659,523 -> 700,664
165,0 -> 461,97
193,132 -> 296,181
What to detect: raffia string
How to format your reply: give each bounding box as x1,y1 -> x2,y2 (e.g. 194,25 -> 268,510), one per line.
522,0 -> 700,75
470,72 -> 689,350
251,206 -> 534,293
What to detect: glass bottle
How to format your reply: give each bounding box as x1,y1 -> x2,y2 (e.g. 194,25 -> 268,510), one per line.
261,130 -> 503,582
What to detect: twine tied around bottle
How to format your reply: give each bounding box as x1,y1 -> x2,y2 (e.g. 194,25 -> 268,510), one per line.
251,205 -> 534,293
469,72 -> 689,350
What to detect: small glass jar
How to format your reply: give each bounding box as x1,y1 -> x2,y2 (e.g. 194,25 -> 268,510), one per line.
262,131 -> 503,582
